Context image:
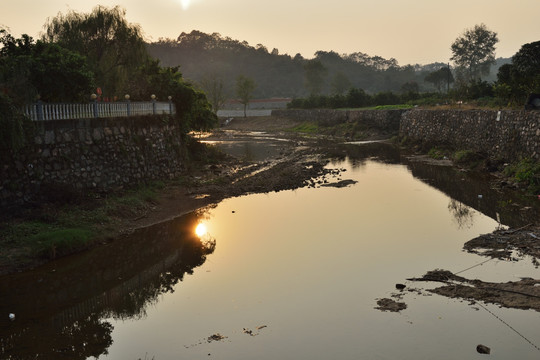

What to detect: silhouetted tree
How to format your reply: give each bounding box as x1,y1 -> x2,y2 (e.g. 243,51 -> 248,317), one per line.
304,60 -> 327,95
0,29 -> 93,103
199,73 -> 228,113
424,66 -> 454,93
331,71 -> 351,95
235,75 -> 256,117
451,24 -> 498,85
42,5 -> 148,97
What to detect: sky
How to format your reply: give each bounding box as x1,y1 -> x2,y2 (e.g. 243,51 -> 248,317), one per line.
1,0 -> 539,65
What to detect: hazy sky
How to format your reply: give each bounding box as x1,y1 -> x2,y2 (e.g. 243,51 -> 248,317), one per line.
1,0 -> 539,65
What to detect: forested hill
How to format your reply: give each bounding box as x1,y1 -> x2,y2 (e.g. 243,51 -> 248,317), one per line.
146,30 -> 508,99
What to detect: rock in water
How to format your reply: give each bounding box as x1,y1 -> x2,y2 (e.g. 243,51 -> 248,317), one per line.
476,344 -> 491,354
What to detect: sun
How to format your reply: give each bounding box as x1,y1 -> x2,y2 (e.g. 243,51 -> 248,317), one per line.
195,223 -> 207,237
180,0 -> 191,10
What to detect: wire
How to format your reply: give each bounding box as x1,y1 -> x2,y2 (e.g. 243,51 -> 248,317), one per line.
454,257 -> 495,275
476,301 -> 540,352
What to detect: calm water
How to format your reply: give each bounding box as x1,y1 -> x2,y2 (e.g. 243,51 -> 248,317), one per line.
1,141 -> 539,360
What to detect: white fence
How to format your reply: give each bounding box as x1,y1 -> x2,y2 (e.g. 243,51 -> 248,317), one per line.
23,101 -> 176,121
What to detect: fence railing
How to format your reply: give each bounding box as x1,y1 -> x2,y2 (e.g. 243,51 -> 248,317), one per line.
23,100 -> 176,121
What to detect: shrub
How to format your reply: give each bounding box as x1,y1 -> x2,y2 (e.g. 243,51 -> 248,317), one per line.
503,158 -> 540,193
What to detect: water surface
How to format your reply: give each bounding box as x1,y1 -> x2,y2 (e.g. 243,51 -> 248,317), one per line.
1,142 -> 539,360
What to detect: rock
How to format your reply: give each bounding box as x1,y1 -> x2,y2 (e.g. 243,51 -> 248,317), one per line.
375,298 -> 407,312
395,283 -> 406,290
476,344 -> 491,354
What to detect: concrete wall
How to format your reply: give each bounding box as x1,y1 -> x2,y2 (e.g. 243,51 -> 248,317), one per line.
400,109 -> 540,161
1,116 -> 185,208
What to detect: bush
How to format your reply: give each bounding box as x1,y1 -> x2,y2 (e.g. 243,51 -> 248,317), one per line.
503,158 -> 540,193
0,93 -> 32,152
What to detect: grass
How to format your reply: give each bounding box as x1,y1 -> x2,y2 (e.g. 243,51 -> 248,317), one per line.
428,147 -> 446,160
503,158 -> 540,194
27,228 -> 94,259
289,122 -> 319,133
0,180 -> 168,266
0,139 -> 231,271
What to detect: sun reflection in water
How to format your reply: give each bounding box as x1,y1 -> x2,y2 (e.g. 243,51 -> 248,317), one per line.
195,223 -> 208,237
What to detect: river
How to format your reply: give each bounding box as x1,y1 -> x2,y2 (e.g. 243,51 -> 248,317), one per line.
1,137 -> 539,359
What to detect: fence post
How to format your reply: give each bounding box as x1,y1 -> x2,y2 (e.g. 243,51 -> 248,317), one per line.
36,98 -> 44,121
91,94 -> 98,118
151,94 -> 156,115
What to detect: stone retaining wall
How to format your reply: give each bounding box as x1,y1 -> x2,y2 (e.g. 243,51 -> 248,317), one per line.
400,109 -> 540,161
272,109 -> 404,132
1,116 -> 185,208
274,108 -> 539,162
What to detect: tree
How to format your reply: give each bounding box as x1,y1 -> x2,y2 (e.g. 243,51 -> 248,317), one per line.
424,66 -> 454,93
450,24 -> 498,85
235,75 -> 255,117
199,73 -> 228,113
331,72 -> 351,95
0,29 -> 93,103
512,40 -> 540,94
495,41 -> 540,106
346,88 -> 371,108
42,5 -> 148,98
303,60 -> 327,95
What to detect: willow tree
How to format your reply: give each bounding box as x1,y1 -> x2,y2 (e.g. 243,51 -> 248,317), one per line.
42,5 -> 148,98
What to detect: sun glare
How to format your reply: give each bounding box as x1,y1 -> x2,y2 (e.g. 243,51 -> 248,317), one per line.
180,0 -> 191,10
195,223 -> 207,237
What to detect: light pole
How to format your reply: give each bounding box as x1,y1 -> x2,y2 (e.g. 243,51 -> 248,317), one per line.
125,94 -> 131,116
151,94 -> 156,115
91,93 -> 98,118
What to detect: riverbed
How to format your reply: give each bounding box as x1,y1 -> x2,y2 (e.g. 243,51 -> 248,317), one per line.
1,134 -> 539,359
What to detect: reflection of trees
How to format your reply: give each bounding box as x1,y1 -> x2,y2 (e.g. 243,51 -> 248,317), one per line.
448,199 -> 475,229
0,211 -> 215,359
406,159 -> 540,228
324,142 -> 402,169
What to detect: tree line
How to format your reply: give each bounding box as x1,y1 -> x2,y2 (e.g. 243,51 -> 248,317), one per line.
292,24 -> 539,109
148,26 -> 539,110
0,6 -> 217,150
148,31 -> 459,98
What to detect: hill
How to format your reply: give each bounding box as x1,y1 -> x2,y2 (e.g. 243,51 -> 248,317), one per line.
147,30 -> 509,99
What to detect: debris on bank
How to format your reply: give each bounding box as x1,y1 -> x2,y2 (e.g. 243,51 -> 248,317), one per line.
408,269 -> 540,312
464,225 -> 540,267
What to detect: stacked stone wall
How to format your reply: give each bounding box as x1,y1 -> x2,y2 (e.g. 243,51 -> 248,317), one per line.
0,116 -> 185,208
271,109 -> 403,132
400,109 -> 539,161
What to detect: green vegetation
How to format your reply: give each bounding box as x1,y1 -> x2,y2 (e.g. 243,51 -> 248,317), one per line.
495,41 -> 540,106
428,147 -> 446,160
147,29 -> 535,109
27,228 -> 94,259
148,31 -> 461,99
451,24 -> 498,87
235,75 -> 256,117
0,29 -> 94,104
0,159 -> 222,267
288,90 -> 418,110
503,158 -> 540,194
0,5 -> 217,145
290,122 -> 319,134
0,93 -> 33,153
